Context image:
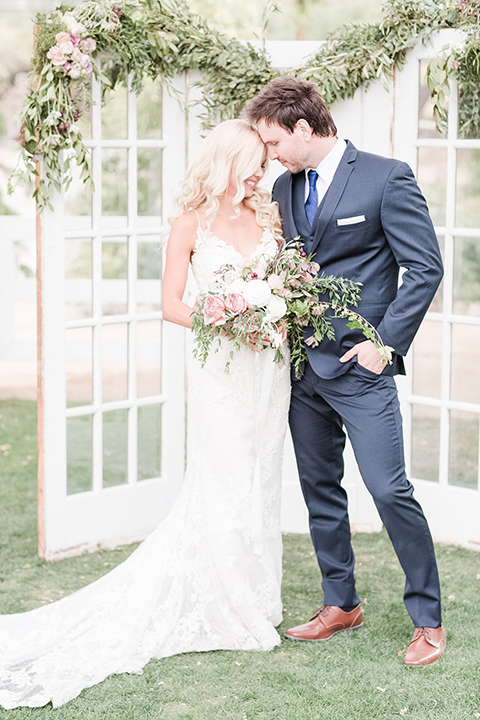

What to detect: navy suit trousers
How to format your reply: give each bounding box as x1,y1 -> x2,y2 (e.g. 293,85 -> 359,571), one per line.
289,362 -> 442,628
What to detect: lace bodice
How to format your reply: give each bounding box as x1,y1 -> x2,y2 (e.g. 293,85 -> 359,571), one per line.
191,226 -> 278,293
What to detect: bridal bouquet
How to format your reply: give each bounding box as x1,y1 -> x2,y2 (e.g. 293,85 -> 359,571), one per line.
191,239 -> 392,377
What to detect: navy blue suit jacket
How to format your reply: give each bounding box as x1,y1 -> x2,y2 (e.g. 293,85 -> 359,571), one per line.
272,140 -> 444,379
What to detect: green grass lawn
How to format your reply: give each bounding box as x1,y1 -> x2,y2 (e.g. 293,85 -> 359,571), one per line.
0,399 -> 479,719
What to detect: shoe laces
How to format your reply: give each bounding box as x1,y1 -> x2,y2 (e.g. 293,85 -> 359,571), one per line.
410,627 -> 432,645
310,605 -> 331,621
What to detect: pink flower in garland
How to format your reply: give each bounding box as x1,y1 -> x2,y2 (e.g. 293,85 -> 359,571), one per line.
79,37 -> 97,53
47,46 -> 67,66
55,31 -> 71,45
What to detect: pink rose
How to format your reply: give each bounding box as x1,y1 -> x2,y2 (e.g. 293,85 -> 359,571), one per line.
72,47 -> 83,63
203,295 -> 226,326
79,37 -> 97,53
225,293 -> 247,315
47,46 -> 67,66
70,34 -> 80,46
83,62 -> 93,75
55,32 -> 71,45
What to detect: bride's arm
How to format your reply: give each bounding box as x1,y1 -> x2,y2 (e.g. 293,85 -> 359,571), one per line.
162,213 -> 197,329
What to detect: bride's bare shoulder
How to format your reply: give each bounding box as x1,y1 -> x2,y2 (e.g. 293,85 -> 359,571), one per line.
168,212 -> 201,253
171,211 -> 199,234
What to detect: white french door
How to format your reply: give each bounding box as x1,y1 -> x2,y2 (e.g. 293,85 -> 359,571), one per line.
394,30 -> 480,549
37,70 -> 188,559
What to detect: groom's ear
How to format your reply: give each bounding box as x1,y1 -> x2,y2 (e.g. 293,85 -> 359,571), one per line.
295,119 -> 314,141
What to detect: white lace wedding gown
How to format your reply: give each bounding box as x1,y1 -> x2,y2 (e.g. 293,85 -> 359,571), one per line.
0,226 -> 291,709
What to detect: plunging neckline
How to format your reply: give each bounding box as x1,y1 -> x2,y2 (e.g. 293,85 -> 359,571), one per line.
196,226 -> 270,260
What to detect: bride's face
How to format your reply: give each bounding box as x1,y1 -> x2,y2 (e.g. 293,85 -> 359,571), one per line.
242,152 -> 267,199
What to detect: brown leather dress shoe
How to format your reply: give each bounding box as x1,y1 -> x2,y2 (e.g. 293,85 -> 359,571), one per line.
285,604 -> 363,641
404,625 -> 446,667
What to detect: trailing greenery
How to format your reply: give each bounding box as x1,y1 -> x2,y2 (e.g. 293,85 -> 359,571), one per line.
1,401 -> 480,719
427,0 -> 480,138
7,0 -> 480,211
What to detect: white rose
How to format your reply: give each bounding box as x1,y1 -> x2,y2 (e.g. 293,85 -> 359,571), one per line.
79,53 -> 91,68
242,279 -> 272,307
265,295 -> 287,322
226,278 -> 247,294
69,65 -> 81,79
59,40 -> 74,55
63,12 -> 86,35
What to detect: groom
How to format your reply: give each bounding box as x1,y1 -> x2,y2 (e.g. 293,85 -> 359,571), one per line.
245,76 -> 446,666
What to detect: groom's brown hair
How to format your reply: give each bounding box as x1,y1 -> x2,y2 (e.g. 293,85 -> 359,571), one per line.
245,76 -> 337,138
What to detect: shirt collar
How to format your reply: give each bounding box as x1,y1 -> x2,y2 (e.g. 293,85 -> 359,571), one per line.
306,137 -> 347,187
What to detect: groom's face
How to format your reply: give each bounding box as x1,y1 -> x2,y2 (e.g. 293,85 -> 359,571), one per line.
256,119 -> 311,174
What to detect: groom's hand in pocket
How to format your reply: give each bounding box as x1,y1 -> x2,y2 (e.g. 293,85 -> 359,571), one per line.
339,340 -> 385,374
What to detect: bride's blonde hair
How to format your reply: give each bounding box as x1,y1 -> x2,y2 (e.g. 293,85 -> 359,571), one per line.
169,119 -> 283,244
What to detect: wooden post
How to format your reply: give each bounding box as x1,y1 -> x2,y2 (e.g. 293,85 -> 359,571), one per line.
34,21 -> 46,559
36,161 -> 45,559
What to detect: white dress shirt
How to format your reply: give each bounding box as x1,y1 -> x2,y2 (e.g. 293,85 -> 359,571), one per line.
304,137 -> 347,204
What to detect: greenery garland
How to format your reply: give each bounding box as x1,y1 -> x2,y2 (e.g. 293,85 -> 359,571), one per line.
7,0 -> 480,211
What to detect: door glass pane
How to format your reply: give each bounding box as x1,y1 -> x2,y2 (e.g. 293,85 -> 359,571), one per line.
137,78 -> 162,139
418,59 -> 443,139
137,320 -> 162,397
103,409 -> 128,488
65,149 -> 92,231
65,238 -> 92,321
458,85 -> 480,140
451,324 -> 480,405
138,404 -> 162,480
102,238 -> 128,316
456,150 -> 480,228
449,410 -> 479,489
102,149 -> 128,228
453,236 -> 480,317
66,327 -> 92,408
137,239 -> 162,313
138,148 -> 162,219
67,414 -> 93,494
412,320 -> 442,398
102,323 -> 128,402
411,405 -> 440,483
101,81 -> 127,139
417,147 -> 447,227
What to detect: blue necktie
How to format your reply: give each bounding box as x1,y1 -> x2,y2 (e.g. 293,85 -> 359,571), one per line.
305,170 -> 319,225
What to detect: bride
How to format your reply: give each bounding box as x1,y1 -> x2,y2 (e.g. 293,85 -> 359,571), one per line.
0,119 -> 291,709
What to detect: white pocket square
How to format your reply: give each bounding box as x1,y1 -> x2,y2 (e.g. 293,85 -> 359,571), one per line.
337,215 -> 366,226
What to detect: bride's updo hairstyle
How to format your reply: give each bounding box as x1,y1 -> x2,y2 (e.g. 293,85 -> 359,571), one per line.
170,119 -> 283,244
